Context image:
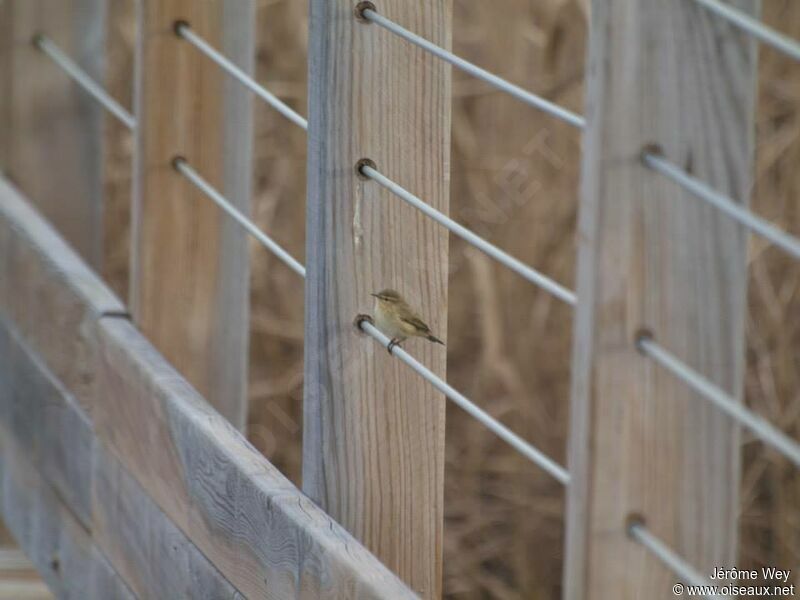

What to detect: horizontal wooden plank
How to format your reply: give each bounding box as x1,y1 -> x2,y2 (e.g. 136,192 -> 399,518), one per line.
0,177 -> 126,416
96,318 -> 419,600
0,301 -> 243,597
92,447 -> 244,599
0,437 -> 133,600
0,318 -> 92,528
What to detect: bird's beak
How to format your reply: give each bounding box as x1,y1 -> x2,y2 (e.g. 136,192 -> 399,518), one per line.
370,293 -> 379,298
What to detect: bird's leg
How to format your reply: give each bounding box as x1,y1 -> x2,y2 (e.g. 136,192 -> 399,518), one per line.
387,338 -> 402,354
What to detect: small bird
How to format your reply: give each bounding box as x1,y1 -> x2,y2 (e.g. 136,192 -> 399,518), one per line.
371,289 -> 445,353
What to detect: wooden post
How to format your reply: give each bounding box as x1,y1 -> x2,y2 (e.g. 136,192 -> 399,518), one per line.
565,1 -> 758,597
0,0 -> 106,268
102,0 -> 137,299
304,1 -> 451,596
131,1 -> 254,429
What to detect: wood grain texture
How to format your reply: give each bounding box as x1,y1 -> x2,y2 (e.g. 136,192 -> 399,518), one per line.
304,2 -> 451,596
0,312 -> 240,599
95,318 -> 419,600
0,177 -> 125,416
0,0 -> 106,267
92,447 -> 243,600
130,0 -> 253,430
564,1 -> 759,597
0,276 -> 241,597
131,0 -> 254,429
0,437 -> 134,600
0,318 -> 93,529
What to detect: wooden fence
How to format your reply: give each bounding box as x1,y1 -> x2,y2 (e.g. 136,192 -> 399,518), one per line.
1,0 -> 799,598
0,176 -> 415,598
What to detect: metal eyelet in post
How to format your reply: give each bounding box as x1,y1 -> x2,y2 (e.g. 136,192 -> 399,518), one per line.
639,143 -> 664,165
173,19 -> 190,37
354,1 -> 377,23
633,327 -> 654,355
171,155 -> 187,171
625,512 -> 646,538
355,158 -> 377,180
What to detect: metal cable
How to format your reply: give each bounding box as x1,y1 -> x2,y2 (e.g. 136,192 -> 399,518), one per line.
629,523 -> 726,597
361,9 -> 585,129
358,319 -> 570,485
691,0 -> 800,63
173,19 -> 571,480
33,34 -> 136,130
175,23 -> 308,131
361,165 -> 577,306
175,157 -> 567,479
176,22 -> 580,306
173,158 -> 306,277
638,337 -> 800,469
644,152 -> 800,261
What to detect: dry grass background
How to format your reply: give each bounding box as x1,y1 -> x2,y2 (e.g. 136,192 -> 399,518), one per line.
100,0 -> 799,597
743,0 -> 800,576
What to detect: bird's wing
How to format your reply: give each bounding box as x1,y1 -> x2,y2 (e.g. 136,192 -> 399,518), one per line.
400,315 -> 431,334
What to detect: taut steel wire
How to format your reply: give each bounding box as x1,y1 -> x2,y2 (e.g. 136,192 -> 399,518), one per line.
692,0 -> 800,62
629,522 -> 726,598
175,22 -> 308,130
360,164 -> 577,306
173,158 -> 306,277
358,319 -> 570,485
638,336 -> 800,469
643,152 -> 800,261
33,34 -> 136,130
174,157 -> 566,481
361,8 -> 585,129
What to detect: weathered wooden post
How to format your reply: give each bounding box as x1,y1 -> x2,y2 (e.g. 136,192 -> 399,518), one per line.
304,0 -> 452,596
0,0 -> 107,268
131,0 -> 254,429
565,0 -> 758,597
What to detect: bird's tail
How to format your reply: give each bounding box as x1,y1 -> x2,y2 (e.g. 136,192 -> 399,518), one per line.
427,334 -> 445,346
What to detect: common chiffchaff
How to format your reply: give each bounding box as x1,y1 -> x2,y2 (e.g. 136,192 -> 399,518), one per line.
371,289 -> 445,353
